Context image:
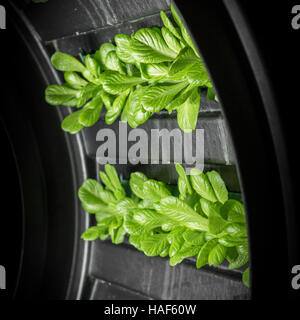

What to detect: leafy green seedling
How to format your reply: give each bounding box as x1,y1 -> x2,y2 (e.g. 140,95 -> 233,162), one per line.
45,4 -> 217,134
79,164 -> 250,288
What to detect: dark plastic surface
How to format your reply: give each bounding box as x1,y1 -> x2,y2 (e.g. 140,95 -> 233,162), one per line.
1,1 -> 90,299
173,0 -> 298,299
4,0 -> 296,300
1,0 -> 250,300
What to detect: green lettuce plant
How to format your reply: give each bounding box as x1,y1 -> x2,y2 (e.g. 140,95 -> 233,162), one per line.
79,163 -> 250,288
42,2 -> 250,288
45,4 -> 216,134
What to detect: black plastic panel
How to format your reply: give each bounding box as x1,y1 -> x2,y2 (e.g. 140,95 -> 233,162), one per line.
25,0 -> 171,41
3,0 -> 250,300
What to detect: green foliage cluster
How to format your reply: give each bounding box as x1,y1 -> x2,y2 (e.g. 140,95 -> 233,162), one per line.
42,2 -> 249,288
79,164 -> 250,288
45,4 -> 216,134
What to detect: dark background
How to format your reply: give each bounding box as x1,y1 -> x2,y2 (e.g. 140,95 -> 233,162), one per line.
0,0 -> 299,300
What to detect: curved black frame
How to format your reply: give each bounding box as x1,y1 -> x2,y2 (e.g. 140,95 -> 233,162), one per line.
2,0 -> 297,300
174,0 -> 297,299
1,2 -> 91,299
